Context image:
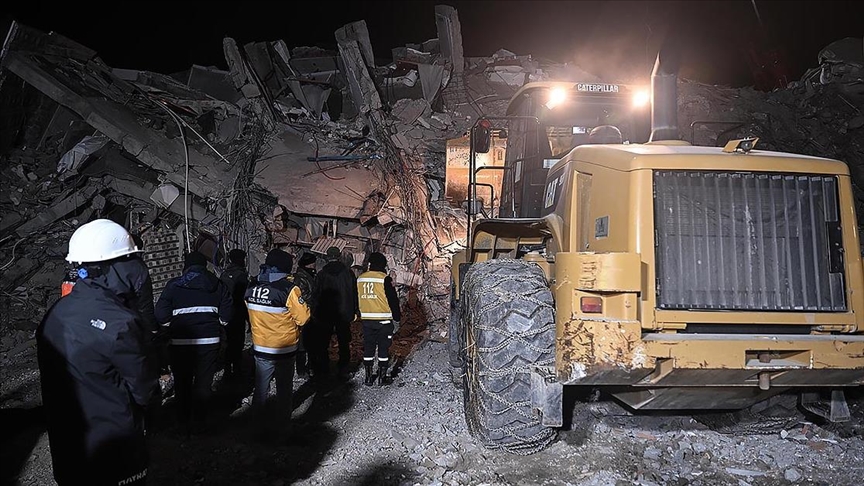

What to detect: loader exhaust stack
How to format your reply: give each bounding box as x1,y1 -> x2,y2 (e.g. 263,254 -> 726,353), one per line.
649,42 -> 681,142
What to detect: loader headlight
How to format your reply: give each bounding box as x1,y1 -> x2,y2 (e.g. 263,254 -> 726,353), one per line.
632,89 -> 650,108
546,87 -> 567,109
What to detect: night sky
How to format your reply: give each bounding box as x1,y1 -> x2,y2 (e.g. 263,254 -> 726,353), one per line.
2,1 -> 862,88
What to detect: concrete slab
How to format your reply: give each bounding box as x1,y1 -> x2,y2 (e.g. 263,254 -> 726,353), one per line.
255,129 -> 380,220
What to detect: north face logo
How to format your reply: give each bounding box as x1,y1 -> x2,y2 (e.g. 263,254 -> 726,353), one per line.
90,319 -> 106,330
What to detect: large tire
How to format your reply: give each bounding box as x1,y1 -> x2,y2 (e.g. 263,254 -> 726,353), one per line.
461,258 -> 556,454
448,275 -> 464,369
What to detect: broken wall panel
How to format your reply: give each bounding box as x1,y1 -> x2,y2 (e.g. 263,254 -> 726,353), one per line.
142,226 -> 184,300
434,5 -> 464,75
334,21 -> 376,71
336,31 -> 383,117
2,41 -> 238,199
178,65 -> 243,104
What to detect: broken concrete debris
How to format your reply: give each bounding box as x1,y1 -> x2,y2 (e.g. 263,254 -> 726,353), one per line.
1,7 -> 863,361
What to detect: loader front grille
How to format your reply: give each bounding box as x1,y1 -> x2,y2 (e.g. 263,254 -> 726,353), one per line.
653,171 -> 846,311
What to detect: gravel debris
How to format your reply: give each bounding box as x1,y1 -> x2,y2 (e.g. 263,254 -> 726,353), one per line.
3,339 -> 864,485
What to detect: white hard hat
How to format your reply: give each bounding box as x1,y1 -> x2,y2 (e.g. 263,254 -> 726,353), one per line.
66,219 -> 142,263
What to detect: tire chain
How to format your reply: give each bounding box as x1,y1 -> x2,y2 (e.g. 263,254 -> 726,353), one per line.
461,259 -> 557,455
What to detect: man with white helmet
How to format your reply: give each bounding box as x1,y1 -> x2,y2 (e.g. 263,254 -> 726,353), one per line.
37,219 -> 159,486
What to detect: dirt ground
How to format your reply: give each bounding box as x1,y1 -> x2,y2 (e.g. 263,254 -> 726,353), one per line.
2,323 -> 864,486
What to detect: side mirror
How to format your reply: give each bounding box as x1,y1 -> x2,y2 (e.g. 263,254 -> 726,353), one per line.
472,119 -> 492,154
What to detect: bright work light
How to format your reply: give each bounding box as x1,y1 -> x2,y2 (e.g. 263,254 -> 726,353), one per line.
632,89 -> 650,108
546,87 -> 567,109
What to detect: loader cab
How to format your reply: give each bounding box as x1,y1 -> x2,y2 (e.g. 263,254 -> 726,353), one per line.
473,82 -> 651,218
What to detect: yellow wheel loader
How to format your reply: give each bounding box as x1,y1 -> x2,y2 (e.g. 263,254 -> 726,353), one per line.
449,46 -> 864,455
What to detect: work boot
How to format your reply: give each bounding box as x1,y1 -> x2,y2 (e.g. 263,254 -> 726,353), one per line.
377,361 -> 392,386
364,361 -> 375,386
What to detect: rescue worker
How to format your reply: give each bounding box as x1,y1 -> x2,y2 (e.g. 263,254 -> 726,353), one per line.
37,219 -> 159,486
220,248 -> 249,378
313,246 -> 359,378
155,251 -> 232,435
246,249 -> 310,439
357,252 -> 402,386
293,252 -> 318,379
113,234 -> 157,334
107,234 -> 165,426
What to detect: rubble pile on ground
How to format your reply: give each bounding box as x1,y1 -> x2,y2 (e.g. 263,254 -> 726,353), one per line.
1,10 -> 863,360
14,340 -> 863,485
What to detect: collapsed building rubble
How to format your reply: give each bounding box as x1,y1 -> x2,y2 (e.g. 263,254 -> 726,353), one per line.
1,7 -> 863,366
677,38 -> 864,250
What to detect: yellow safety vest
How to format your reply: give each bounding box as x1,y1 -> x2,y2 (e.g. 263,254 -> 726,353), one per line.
357,270 -> 392,320
245,277 -> 310,355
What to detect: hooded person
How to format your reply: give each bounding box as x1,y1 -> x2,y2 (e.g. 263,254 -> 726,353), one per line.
357,252 -> 402,386
292,252 -> 318,379
37,219 -> 159,486
245,248 -> 310,441
107,234 -> 169,379
107,233 -> 157,334
220,249 -> 249,377
313,246 -> 359,378
155,251 -> 232,435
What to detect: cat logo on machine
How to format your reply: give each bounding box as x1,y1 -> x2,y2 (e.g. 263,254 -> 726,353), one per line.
576,83 -> 620,93
544,177 -> 560,208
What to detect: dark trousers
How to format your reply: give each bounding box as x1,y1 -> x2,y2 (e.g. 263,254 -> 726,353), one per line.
301,317 -> 330,376
362,320 -> 394,361
308,318 -> 352,375
225,318 -> 246,372
152,330 -> 170,374
296,326 -> 310,375
305,319 -> 329,376
334,320 -> 352,367
253,354 -> 295,432
169,343 -> 219,427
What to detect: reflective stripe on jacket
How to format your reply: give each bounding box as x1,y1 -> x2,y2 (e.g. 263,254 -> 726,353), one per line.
154,265 -> 233,344
246,276 -> 310,357
358,271 -> 392,320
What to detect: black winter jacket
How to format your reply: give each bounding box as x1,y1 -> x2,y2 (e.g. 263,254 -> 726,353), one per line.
106,256 -> 157,333
383,275 -> 402,322
293,266 -> 317,307
314,260 -> 358,323
220,263 -> 249,325
155,265 -> 232,344
37,275 -> 158,485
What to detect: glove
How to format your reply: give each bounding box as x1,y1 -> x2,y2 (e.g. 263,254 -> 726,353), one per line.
392,321 -> 400,335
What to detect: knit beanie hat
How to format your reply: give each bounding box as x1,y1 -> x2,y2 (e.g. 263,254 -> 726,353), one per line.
325,246 -> 341,261
264,248 -> 293,273
298,252 -> 317,268
184,251 -> 208,269
368,252 -> 387,271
